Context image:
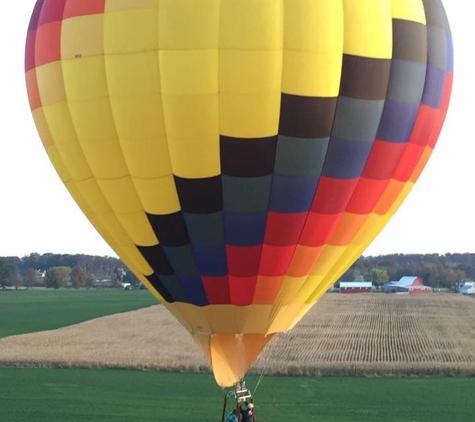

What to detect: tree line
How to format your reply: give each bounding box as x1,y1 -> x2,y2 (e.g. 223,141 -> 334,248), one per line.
0,252 -> 474,291
0,253 -> 138,289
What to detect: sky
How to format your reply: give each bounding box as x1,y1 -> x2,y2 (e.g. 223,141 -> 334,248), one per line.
0,1 -> 472,259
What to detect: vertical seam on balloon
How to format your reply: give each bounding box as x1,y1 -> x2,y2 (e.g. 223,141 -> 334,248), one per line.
217,0 -> 230,311
156,5 -> 187,301
218,0 -> 240,309
214,0 -> 227,317
100,12 -> 160,285
188,0 -> 229,312
279,5 -> 344,317
264,4 -> 291,327
253,0 -> 284,317
267,1 -> 345,327
155,2 -> 189,303
100,6 -> 171,301
156,3 -> 209,308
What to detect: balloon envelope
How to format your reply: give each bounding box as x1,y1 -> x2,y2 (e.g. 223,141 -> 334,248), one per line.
25,0 -> 453,388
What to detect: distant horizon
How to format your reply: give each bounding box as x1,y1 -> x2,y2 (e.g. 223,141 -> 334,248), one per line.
3,250 -> 475,259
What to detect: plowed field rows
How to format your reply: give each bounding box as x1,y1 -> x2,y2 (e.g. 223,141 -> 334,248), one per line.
0,293 -> 474,377
255,293 -> 475,376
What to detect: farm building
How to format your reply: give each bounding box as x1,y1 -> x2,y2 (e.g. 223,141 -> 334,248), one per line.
383,276 -> 432,294
459,281 -> 475,295
339,281 -> 372,294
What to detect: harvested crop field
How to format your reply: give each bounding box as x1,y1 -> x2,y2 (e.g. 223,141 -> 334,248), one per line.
1,293 -> 474,377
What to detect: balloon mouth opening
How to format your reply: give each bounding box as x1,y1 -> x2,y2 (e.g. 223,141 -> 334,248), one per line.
193,332 -> 274,388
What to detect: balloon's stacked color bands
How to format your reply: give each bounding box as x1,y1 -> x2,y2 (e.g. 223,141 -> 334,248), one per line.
25,0 -> 453,387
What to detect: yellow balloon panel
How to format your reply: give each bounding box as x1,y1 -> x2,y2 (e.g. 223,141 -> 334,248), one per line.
96,177 -> 144,214
133,176 -> 180,215
31,108 -> 54,148
42,103 -> 78,145
161,94 -> 219,138
66,99 -> 118,143
61,15 -> 104,60
104,9 -> 158,54
160,50 -> 218,96
391,0 -> 426,24
167,134 -> 221,179
35,62 -> 66,106
54,142 -> 93,181
272,276 -> 308,307
109,96 -> 166,140
158,0 -> 220,50
219,49 -> 282,138
220,92 -> 282,139
343,0 -> 393,58
45,145 -> 72,184
104,53 -> 161,98
61,57 -> 109,101
74,178 -> 112,216
112,211 -> 158,246
105,0 -> 158,13
80,139 -> 129,179
119,136 -> 172,179
219,0 -> 283,50
282,0 -> 343,96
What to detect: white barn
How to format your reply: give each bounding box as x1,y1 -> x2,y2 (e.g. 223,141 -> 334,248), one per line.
460,282 -> 475,295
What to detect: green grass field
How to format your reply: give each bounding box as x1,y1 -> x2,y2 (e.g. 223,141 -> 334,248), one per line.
0,289 -> 157,338
0,368 -> 473,422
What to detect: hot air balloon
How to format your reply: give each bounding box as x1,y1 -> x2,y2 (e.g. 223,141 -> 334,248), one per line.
25,0 -> 453,391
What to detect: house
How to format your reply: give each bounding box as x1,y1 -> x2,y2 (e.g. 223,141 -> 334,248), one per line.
383,276 -> 432,294
340,281 -> 372,294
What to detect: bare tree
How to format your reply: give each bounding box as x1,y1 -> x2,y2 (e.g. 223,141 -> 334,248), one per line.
24,268 -> 37,289
0,258 -> 14,289
70,266 -> 86,289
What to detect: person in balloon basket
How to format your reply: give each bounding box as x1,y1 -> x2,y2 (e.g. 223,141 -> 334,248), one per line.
240,402 -> 256,422
226,407 -> 240,422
